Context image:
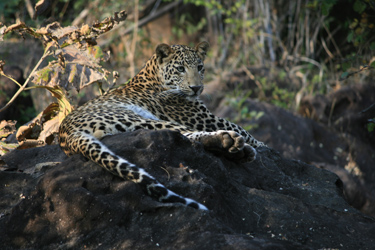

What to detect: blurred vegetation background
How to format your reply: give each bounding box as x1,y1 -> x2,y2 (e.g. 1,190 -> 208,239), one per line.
1,0 -> 375,122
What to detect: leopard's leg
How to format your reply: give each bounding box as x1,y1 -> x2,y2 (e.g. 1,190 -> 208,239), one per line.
59,109 -> 208,210
63,131 -> 208,210
176,100 -> 266,149
108,116 -> 256,162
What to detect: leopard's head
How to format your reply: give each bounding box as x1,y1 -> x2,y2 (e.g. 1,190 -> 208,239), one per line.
155,41 -> 209,100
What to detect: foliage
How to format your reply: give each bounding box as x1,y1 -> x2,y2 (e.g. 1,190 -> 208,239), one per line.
0,9 -> 127,151
226,83 -> 264,130
335,0 -> 375,80
172,14 -> 206,38
179,0 -> 375,118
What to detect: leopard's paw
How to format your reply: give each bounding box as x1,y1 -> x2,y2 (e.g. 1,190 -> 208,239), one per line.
233,143 -> 256,163
199,130 -> 245,153
219,130 -> 245,153
198,130 -> 256,163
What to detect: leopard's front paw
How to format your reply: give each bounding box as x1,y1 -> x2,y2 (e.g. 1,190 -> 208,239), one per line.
199,130 -> 245,153
219,130 -> 245,153
230,143 -> 256,163
198,130 -> 257,163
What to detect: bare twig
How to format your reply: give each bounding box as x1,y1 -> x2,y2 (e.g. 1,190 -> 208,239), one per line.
360,103 -> 375,114
339,65 -> 374,81
24,0 -> 35,20
72,0 -> 101,26
0,49 -> 52,113
323,23 -> 342,58
328,98 -> 336,127
72,9 -> 89,26
160,166 -> 170,180
125,0 -> 140,77
0,73 -> 22,88
99,0 -> 182,47
286,55 -> 323,83
321,38 -> 334,59
241,66 -> 265,99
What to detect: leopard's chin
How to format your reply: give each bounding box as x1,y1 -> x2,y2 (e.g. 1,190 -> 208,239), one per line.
186,95 -> 199,101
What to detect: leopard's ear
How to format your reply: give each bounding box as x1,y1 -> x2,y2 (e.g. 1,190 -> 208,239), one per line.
195,41 -> 210,60
156,43 -> 174,63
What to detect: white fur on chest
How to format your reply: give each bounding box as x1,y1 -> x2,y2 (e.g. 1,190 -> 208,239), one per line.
124,104 -> 159,120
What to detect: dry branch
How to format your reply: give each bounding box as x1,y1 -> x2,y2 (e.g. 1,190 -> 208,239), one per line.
99,0 -> 182,47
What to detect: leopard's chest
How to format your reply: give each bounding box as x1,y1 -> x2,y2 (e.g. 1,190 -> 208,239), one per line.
123,104 -> 159,120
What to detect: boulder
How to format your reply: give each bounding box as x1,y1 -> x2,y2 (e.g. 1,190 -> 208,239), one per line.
0,129 -> 374,249
214,93 -> 375,216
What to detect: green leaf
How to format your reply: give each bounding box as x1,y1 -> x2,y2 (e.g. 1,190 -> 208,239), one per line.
370,42 -> 375,50
368,122 -> 375,132
321,0 -> 338,15
341,72 -> 349,79
353,0 -> 367,14
321,3 -> 329,16
347,31 -> 354,43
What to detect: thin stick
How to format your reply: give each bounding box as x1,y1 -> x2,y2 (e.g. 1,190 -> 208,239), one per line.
360,103 -> 375,114
24,0 -> 35,19
0,73 -> 22,88
0,50 -> 52,113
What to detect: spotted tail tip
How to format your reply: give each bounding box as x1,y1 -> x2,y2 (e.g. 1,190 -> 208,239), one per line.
185,198 -> 208,210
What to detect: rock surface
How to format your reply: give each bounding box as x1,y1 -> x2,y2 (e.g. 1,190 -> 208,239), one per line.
206,81 -> 375,216
1,129 -> 374,250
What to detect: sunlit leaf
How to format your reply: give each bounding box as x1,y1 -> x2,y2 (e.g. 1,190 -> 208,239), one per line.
0,141 -> 19,156
32,44 -> 109,92
0,120 -> 19,155
32,86 -> 72,122
16,100 -> 65,146
38,115 -> 59,144
0,24 -> 6,42
0,120 -> 17,138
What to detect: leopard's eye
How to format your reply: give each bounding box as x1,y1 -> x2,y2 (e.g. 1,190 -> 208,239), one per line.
177,66 -> 185,72
197,65 -> 203,71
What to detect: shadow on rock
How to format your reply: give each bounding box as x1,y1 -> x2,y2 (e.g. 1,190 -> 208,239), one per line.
0,129 -> 374,249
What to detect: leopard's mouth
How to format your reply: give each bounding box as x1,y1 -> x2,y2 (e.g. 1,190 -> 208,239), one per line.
162,86 -> 202,100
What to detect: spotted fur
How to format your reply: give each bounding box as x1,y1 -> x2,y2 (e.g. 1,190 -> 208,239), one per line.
59,42 -> 264,210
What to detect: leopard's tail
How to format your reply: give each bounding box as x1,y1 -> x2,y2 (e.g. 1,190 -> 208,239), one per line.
61,132 -> 208,210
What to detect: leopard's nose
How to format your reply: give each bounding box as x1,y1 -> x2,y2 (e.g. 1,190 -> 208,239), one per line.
189,85 -> 202,95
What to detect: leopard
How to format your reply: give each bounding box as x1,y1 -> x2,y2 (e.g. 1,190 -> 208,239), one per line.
59,41 -> 265,210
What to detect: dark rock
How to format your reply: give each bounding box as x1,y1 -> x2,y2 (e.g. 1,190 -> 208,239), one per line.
0,129 -> 374,249
1,145 -> 68,171
0,145 -> 68,217
214,92 -> 375,216
298,84 -> 375,215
